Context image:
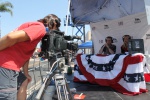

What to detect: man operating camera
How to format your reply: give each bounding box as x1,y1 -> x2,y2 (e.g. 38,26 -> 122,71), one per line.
0,14 -> 60,100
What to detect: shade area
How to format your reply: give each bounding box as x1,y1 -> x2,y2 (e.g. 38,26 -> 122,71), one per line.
78,41 -> 93,49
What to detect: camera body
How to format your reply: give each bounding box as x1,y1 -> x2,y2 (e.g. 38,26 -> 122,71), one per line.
41,30 -> 67,53
39,30 -> 80,58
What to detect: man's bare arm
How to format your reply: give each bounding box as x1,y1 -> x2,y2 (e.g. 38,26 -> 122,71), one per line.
99,45 -> 105,54
0,30 -> 30,51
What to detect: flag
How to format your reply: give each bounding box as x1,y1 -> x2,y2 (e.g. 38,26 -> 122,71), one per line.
74,53 -> 150,95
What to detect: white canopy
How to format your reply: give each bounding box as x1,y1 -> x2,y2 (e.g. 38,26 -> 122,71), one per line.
70,0 -> 146,24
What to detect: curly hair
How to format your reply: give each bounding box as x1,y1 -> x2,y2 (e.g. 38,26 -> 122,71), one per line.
38,14 -> 61,30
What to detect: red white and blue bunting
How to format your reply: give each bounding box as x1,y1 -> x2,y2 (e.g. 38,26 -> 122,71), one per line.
74,53 -> 150,95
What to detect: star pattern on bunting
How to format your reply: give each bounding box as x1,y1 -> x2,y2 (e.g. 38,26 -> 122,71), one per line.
85,54 -> 121,72
125,75 -> 130,81
134,75 -> 138,82
103,66 -> 106,71
124,73 -> 144,83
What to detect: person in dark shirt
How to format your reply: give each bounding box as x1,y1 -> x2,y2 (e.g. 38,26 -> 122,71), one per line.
121,35 -> 131,54
99,36 -> 116,55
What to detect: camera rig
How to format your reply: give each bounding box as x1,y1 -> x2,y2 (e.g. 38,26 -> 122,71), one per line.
39,30 -> 81,59
35,52 -> 73,100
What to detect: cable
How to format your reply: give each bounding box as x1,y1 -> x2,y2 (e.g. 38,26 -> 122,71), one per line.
49,60 -> 59,72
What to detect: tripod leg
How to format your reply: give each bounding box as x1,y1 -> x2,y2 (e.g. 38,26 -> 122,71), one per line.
54,74 -> 74,100
65,79 -> 74,100
55,82 -> 62,100
62,84 -> 69,100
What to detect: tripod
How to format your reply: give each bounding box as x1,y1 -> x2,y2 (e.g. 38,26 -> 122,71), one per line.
35,52 -> 73,100
54,72 -> 72,100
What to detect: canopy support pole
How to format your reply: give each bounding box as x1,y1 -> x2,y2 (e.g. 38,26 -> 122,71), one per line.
65,0 -> 71,35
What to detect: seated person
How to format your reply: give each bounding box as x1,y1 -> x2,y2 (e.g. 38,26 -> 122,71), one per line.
121,35 -> 131,53
99,36 -> 116,55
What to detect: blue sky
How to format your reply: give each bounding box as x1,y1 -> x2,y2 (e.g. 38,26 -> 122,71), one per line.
1,0 -> 90,38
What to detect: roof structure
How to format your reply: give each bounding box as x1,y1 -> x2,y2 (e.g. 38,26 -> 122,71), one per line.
70,0 -> 146,24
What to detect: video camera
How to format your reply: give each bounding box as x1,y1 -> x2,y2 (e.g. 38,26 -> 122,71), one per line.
39,30 -> 81,58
